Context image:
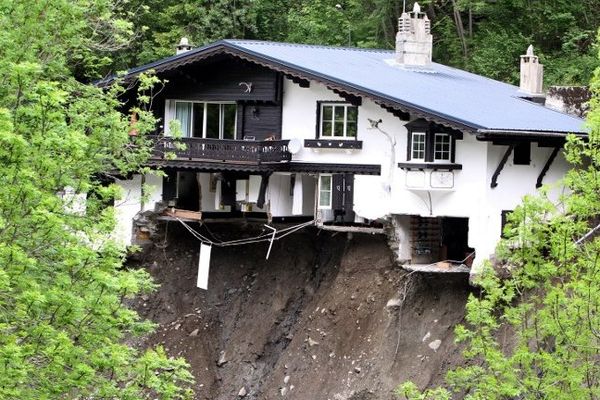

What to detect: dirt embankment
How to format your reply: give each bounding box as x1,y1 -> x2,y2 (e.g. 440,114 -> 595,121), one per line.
130,223 -> 472,400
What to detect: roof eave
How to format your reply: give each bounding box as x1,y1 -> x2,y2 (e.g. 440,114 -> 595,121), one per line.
476,128 -> 587,140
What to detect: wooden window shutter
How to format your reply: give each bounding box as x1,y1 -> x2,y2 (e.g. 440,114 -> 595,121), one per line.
332,174 -> 344,211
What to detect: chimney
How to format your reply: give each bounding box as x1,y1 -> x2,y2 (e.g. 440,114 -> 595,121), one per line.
176,37 -> 192,55
395,3 -> 432,67
520,45 -> 544,96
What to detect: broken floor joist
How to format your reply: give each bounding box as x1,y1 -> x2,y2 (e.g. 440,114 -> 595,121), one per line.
402,262 -> 470,274
317,224 -> 385,234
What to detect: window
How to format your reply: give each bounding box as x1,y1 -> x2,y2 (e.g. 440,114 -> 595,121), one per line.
501,210 -> 512,238
173,101 -> 237,139
513,142 -> 530,165
319,103 -> 357,139
411,132 -> 426,161
406,122 -> 460,163
434,133 -> 451,161
318,174 -> 332,209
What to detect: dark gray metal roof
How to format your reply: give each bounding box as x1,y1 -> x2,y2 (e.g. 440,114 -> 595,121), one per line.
114,39 -> 587,136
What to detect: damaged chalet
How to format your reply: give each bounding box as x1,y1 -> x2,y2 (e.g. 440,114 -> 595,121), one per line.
102,4 -> 587,279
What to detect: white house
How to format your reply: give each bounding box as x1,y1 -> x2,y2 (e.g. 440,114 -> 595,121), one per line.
105,4 -> 586,279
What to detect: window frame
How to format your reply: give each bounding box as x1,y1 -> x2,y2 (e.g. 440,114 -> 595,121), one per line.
513,142 -> 531,165
411,131 -> 427,162
318,174 -> 333,210
406,120 -> 461,164
317,102 -> 358,140
171,100 -> 237,139
433,133 -> 452,161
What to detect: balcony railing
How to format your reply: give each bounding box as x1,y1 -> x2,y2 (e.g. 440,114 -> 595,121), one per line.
151,136 -> 292,164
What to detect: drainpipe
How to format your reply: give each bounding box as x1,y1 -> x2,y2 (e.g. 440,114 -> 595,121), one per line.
368,119 -> 396,193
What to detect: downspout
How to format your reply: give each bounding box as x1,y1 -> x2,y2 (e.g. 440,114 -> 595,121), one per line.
368,119 -> 396,193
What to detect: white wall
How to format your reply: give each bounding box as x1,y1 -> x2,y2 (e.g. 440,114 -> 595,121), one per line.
267,173 -> 315,217
281,79 -> 407,220
471,145 -> 569,262
113,173 -> 163,246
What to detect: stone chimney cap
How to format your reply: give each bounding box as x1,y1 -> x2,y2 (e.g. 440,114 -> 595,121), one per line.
176,37 -> 193,55
413,2 -> 421,13
526,44 -> 534,56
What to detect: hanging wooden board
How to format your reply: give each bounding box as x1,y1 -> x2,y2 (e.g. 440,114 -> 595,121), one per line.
197,243 -> 212,290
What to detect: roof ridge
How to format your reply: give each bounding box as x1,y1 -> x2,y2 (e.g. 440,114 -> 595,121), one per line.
224,39 -> 394,54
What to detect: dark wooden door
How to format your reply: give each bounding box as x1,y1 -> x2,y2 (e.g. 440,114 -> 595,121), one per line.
332,174 -> 354,222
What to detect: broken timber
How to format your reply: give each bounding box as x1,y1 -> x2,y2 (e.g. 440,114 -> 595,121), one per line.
163,208 -> 202,221
317,224 -> 385,234
402,262 -> 470,274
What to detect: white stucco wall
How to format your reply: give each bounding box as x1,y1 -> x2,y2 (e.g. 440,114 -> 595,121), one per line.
267,173 -> 316,217
113,173 -> 163,246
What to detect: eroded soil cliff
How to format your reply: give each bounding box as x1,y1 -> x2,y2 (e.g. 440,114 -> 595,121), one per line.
130,223 -> 472,400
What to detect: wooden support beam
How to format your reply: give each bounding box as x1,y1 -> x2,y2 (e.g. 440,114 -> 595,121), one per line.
490,145 -> 514,189
256,172 -> 272,208
536,146 -> 561,188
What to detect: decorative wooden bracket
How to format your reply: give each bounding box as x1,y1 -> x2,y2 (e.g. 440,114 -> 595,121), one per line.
379,104 -> 410,121
491,145 -> 514,188
286,74 -> 310,88
331,88 -> 362,106
536,146 -> 561,188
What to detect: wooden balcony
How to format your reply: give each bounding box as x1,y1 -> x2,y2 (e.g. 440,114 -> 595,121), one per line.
152,137 -> 292,164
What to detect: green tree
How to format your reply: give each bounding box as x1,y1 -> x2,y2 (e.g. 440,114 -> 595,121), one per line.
121,0 -> 259,66
397,31 -> 600,400
0,0 -> 193,398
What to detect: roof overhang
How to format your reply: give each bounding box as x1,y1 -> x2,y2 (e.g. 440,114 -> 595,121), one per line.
98,41 -> 479,134
476,128 -> 585,141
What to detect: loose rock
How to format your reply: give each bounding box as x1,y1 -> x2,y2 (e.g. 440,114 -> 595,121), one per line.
428,339 -> 442,351
217,351 -> 228,367
386,298 -> 402,308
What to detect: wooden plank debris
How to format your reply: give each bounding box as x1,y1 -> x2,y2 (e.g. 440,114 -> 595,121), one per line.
163,208 -> 202,221
402,262 -> 470,274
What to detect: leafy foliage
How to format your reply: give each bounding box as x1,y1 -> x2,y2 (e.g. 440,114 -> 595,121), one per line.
113,0 -> 599,86
0,0 -> 192,398
397,31 -> 600,400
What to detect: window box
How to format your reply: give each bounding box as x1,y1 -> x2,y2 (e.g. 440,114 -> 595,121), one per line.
397,162 -> 462,171
304,139 -> 363,149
